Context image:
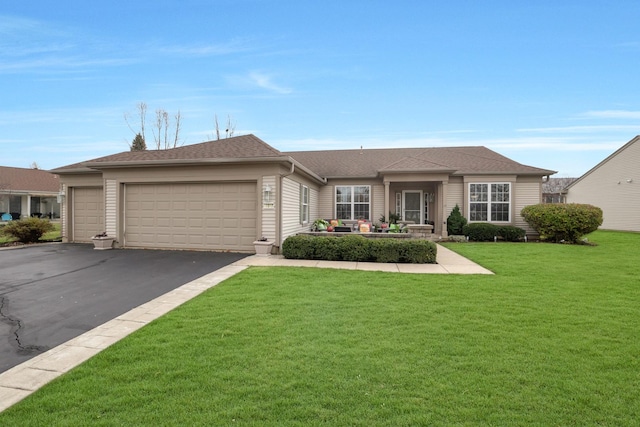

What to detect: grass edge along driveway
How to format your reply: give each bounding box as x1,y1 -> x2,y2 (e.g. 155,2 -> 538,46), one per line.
0,230 -> 638,426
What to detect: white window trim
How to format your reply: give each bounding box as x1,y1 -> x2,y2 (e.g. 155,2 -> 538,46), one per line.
300,185 -> 309,225
335,185 -> 371,221
468,182 -> 511,223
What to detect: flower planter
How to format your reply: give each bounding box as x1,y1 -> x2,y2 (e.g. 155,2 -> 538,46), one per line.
253,240 -> 274,256
92,236 -> 115,250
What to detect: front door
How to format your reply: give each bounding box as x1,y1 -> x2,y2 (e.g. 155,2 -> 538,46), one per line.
402,191 -> 422,224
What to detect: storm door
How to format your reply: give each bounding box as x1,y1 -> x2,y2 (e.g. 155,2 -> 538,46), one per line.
402,191 -> 422,224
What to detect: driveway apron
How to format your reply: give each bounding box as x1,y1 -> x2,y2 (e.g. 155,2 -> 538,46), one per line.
0,243 -> 248,373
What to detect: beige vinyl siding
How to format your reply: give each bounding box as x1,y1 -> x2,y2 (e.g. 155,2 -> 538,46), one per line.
261,176 -> 277,242
446,178 -> 464,218
309,187 -> 319,225
567,138 -> 640,232
281,177 -> 310,241
317,185 -> 333,219
514,179 -> 541,233
105,179 -> 117,238
60,184 -> 67,241
372,184 -> 384,224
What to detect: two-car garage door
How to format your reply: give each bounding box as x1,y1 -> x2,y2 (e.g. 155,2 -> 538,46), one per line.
124,182 -> 257,252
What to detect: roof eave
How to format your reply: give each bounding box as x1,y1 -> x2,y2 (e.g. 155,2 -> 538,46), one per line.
82,156 -> 291,169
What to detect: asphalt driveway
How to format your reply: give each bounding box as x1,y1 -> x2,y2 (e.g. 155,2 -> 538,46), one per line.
0,244 -> 248,373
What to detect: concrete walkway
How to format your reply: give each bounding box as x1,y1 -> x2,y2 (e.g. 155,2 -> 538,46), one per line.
0,244 -> 491,412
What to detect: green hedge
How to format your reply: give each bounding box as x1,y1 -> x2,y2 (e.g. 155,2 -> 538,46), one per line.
282,235 -> 437,264
521,203 -> 603,243
462,223 -> 526,242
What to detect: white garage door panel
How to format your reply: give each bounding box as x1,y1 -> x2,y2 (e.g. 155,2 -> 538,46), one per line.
73,187 -> 104,242
125,182 -> 256,251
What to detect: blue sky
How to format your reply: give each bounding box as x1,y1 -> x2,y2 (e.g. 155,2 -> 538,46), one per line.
2,1 -> 639,176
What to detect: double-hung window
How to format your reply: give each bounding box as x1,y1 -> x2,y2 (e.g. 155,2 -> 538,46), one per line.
469,183 -> 510,222
300,185 -> 309,224
336,185 -> 370,220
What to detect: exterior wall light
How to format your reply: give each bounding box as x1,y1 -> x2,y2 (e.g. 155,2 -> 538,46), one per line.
263,184 -> 274,208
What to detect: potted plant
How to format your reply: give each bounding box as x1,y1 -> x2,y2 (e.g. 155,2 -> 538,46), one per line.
91,232 -> 115,250
253,236 -> 274,256
313,218 -> 329,231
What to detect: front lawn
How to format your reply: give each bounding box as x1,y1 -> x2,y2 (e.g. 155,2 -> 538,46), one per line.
1,230 -> 638,425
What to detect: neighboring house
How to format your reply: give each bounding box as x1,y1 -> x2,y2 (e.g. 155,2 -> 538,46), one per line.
0,166 -> 61,220
52,134 -> 556,251
542,177 -> 577,203
565,135 -> 640,232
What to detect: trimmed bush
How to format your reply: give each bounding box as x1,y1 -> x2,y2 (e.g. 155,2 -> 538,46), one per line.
370,239 -> 402,263
399,240 -> 437,263
0,217 -> 54,243
312,236 -> 342,261
521,203 -> 603,243
447,204 -> 467,235
339,235 -> 372,262
282,235 -> 437,263
281,234 -> 315,259
463,222 -> 498,242
497,225 -> 526,242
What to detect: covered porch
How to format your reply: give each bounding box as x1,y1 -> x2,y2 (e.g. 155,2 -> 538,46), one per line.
382,172 -> 450,237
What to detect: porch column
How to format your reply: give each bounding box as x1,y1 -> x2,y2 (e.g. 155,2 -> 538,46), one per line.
384,181 -> 390,221
440,181 -> 448,237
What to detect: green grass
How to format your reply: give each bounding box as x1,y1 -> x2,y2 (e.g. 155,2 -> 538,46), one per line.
1,230 -> 639,425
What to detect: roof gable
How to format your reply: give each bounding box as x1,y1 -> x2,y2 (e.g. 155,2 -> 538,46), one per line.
566,135 -> 640,190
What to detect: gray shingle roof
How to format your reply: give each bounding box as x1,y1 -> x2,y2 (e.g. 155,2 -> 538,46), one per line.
54,134 -> 283,172
0,166 -> 60,193
285,146 -> 555,177
53,134 -> 556,178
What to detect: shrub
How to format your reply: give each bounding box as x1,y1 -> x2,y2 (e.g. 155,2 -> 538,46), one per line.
399,240 -> 437,263
447,204 -> 467,235
312,236 -> 342,261
1,217 -> 55,243
497,225 -> 526,242
339,235 -> 371,262
370,239 -> 402,263
281,234 -> 316,259
463,223 -> 499,242
521,203 -> 603,243
282,235 -> 437,263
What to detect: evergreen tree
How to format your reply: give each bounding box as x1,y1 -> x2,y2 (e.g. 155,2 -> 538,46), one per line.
447,204 -> 467,235
130,133 -> 147,151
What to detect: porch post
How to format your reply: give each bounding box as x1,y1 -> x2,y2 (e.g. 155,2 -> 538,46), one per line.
440,181 -> 448,237
384,181 -> 390,222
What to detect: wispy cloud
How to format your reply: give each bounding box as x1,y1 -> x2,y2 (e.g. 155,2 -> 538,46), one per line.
581,110 -> 640,119
517,125 -> 640,133
226,71 -> 293,94
274,135 -> 621,153
248,72 -> 292,94
157,38 -> 254,57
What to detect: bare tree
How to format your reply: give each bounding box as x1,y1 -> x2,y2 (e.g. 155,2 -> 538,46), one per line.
152,109 -> 182,149
30,161 -> 40,170
210,114 -> 237,140
124,102 -> 147,143
125,102 -> 182,150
